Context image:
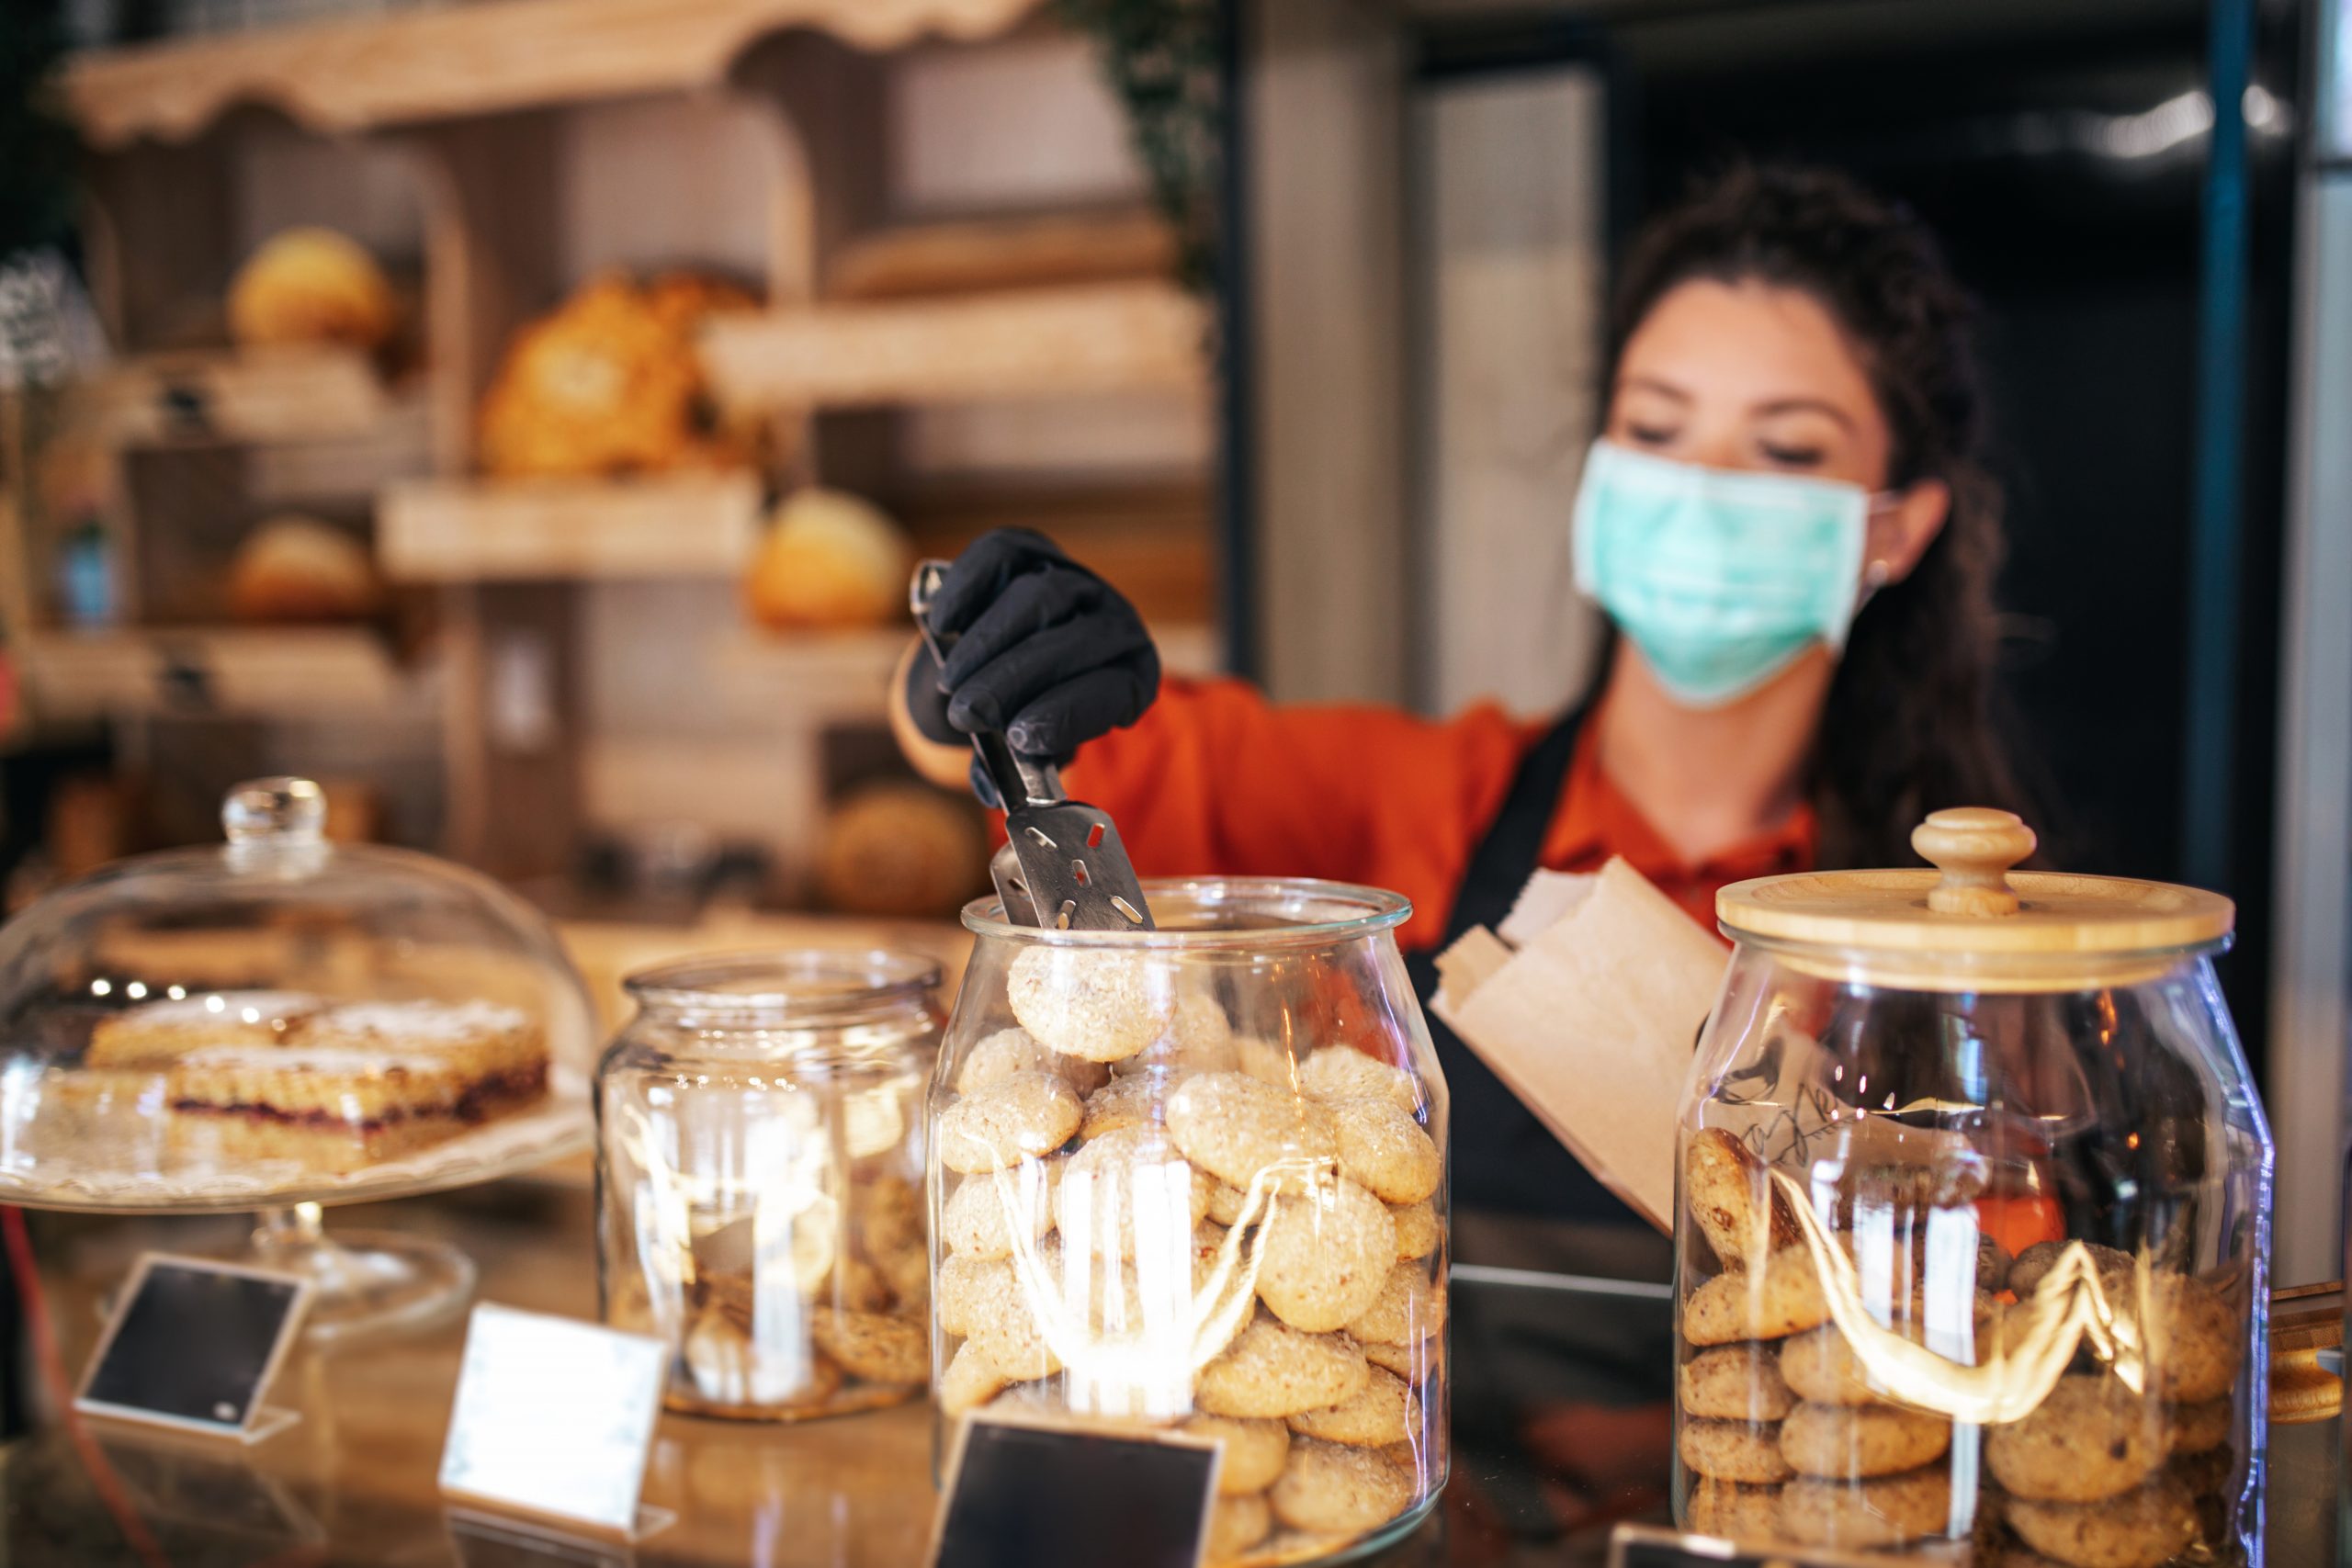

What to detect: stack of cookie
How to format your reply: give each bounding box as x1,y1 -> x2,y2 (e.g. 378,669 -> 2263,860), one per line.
1675,1130 -> 2250,1567
932,945 -> 1447,1567
676,1168 -> 934,1420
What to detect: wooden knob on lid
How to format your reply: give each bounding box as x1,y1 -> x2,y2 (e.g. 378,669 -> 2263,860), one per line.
1912,807 -> 2037,917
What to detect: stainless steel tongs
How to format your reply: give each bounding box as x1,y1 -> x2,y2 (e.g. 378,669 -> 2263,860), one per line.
910,560 -> 1155,931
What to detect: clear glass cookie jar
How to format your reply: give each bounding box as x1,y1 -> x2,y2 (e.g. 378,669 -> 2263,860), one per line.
596,950 -> 941,1420
928,878 -> 1450,1568
1673,807 -> 2271,1566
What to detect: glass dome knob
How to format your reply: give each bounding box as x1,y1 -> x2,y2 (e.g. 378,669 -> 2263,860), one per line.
222,776 -> 328,846
1911,807 -> 2038,918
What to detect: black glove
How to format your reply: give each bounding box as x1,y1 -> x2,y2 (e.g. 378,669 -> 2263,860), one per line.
905,528 -> 1159,780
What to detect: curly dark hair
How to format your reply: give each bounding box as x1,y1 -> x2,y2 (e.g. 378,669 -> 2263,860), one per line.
1606,162 -> 2033,868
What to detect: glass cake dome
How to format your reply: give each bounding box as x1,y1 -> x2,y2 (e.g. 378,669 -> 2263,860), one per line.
0,776 -> 595,1214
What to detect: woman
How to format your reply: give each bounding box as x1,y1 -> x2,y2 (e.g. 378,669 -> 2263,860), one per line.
893,163 -> 2032,1228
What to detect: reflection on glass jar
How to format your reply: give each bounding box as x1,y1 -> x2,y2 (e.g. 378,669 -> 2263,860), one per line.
596,951 -> 940,1421
929,879 -> 1449,1568
1672,809 -> 2271,1567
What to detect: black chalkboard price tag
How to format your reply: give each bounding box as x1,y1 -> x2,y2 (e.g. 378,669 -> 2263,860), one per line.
926,1412 -> 1223,1568
75,1254 -> 311,1443
1610,1522 -> 1920,1568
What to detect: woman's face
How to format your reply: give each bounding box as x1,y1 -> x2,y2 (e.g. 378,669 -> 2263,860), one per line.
1603,277 -> 1947,581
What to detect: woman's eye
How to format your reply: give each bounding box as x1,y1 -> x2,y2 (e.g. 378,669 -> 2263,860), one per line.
1625,423 -> 1679,446
1759,442 -> 1826,468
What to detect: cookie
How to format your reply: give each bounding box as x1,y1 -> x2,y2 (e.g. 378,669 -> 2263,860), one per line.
2138,1274 -> 2241,1404
1680,1345 -> 1795,1422
1361,1335 -> 1440,1382
1166,1072 -> 1340,1190
1988,1375 -> 2165,1503
1296,1046 -> 1419,1111
1780,1312 -> 1983,1407
1008,945 -> 1174,1063
1185,1414 -> 1291,1495
1056,1123 -> 1213,1262
938,1072 -> 1081,1173
1197,1312 -> 1370,1418
1286,1366 -> 1419,1447
1686,1128 -> 1795,1271
1256,1177 -> 1396,1332
1678,1418 -> 1795,1484
1232,1033 -> 1297,1089
876,1241 -> 930,1312
942,1162 -> 1059,1258
2005,1477 -> 2196,1568
1780,1402 -> 1950,1478
939,1341 -> 1009,1417
1683,1249 -> 1829,1345
1269,1437 -> 1414,1533
1687,1478 -> 1783,1542
1206,1179 -> 1252,1227
2166,1396 -> 2231,1457
2167,1442 -> 2233,1497
1328,1097 -> 1442,1205
1111,985 -> 1237,1078
2009,1240 -> 2134,1300
1207,1491 -> 1272,1561
1390,1199 -> 1439,1260
942,1256 -> 1063,1379
808,1309 -> 928,1385
854,1173 -> 923,1258
956,1025 -> 1111,1096
1778,1468 -> 1953,1549
1346,1262 -> 1445,1347
1079,1074 -> 1159,1142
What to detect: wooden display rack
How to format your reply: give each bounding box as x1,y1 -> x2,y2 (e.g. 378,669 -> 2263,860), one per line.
51,0 -> 1217,884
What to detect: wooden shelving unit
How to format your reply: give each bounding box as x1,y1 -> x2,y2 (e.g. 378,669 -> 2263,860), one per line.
49,0 -> 1222,890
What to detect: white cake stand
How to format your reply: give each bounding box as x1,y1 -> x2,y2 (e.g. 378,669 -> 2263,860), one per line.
6,1072 -> 591,1344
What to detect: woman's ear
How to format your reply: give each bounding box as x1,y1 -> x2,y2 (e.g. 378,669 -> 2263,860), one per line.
1867,478 -> 1951,586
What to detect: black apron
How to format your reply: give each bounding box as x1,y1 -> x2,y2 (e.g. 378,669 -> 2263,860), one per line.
1403,705 -> 1638,1224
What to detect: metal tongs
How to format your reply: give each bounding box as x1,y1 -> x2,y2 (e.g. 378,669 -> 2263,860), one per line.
911,560 -> 1156,932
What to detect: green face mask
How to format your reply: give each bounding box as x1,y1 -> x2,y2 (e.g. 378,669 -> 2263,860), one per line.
1571,440 -> 1870,708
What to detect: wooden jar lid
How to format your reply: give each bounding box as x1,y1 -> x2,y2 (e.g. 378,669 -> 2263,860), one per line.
1717,807 -> 2235,969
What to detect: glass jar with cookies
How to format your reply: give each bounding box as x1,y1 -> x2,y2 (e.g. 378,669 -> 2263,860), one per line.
597,950 -> 940,1420
928,878 -> 1449,1566
1675,808 -> 2271,1567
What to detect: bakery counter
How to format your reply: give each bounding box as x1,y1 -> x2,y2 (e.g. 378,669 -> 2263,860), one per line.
0,1184 -> 2337,1566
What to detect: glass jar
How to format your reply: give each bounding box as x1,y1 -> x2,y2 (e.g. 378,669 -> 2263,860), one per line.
597,950 -> 941,1421
928,878 -> 1449,1566
1672,808 -> 2271,1566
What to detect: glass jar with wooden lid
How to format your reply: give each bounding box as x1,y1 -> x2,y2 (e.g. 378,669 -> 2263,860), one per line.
1673,807 -> 2268,1566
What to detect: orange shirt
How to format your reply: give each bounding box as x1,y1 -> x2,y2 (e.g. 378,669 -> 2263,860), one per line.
1060,676 -> 1817,951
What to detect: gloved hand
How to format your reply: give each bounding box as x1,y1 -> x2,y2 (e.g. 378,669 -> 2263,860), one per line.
904,528 -> 1159,796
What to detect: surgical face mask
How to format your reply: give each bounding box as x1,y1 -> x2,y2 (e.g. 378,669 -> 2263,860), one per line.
1571,439 -> 1874,708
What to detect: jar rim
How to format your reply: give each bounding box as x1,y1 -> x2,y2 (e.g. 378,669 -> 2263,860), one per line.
960,876 -> 1412,948
623,948 -> 943,1019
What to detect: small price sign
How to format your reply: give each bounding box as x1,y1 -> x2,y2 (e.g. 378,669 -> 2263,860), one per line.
928,1412 -> 1223,1568
75,1255 -> 311,1442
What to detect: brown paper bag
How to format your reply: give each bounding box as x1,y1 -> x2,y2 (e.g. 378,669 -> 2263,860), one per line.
1430,856 -> 1729,1233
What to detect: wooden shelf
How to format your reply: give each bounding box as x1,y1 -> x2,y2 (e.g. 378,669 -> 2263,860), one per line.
700,281 -> 1210,413
19,626 -> 405,719
378,470 -> 762,582
827,209 -> 1178,300
76,346 -> 392,450
721,619 -> 1221,723
61,0 -> 1045,147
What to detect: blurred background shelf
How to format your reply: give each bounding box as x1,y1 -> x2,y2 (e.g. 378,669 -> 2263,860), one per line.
77,345 -> 396,450
60,0 -> 1046,145
701,279 -> 1209,411
18,627 -> 409,720
827,208 -> 1178,300
378,471 -> 762,581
